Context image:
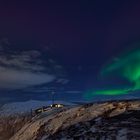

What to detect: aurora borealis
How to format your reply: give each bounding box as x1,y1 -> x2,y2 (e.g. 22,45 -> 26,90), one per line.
85,46 -> 140,98
94,89 -> 131,95
103,47 -> 140,90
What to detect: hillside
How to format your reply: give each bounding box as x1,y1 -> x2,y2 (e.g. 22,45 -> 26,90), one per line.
0,100 -> 76,140
0,100 -> 140,140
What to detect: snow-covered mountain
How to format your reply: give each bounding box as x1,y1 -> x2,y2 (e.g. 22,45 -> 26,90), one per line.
0,100 -> 76,116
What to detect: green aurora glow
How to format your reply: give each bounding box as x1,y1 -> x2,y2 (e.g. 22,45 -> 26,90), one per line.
84,89 -> 132,99
85,46 -> 140,98
94,89 -> 131,95
102,48 -> 140,90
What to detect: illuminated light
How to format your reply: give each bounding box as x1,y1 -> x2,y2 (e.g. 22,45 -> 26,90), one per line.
50,104 -> 64,108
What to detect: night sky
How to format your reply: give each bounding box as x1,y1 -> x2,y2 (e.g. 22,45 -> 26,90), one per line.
0,0 -> 140,104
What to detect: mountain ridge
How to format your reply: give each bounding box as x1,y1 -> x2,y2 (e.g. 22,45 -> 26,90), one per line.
0,99 -> 140,140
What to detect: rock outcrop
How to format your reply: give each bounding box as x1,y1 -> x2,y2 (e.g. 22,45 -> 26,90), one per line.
0,100 -> 140,140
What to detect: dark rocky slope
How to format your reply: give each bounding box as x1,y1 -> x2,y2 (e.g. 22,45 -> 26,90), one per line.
1,100 -> 139,140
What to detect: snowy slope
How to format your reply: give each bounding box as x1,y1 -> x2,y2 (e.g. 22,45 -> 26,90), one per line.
0,100 -> 76,116
9,100 -> 140,140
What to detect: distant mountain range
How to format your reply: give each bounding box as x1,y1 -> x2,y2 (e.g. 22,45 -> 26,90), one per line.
0,100 -> 76,116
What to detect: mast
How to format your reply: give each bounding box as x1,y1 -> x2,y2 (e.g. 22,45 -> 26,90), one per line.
52,91 -> 55,105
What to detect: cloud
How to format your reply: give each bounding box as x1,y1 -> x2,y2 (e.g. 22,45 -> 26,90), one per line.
23,87 -> 53,93
0,39 -> 59,90
66,91 -> 82,94
0,50 -> 45,72
0,66 -> 55,90
56,78 -> 69,84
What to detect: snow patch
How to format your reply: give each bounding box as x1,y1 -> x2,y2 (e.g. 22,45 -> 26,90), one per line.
0,100 -> 75,116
